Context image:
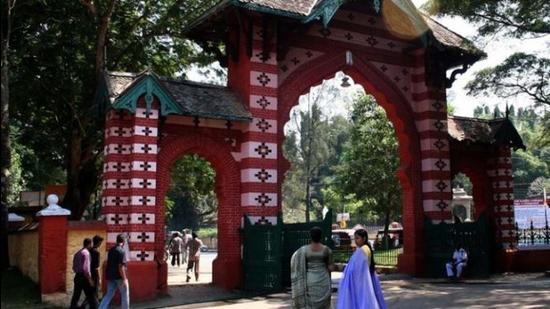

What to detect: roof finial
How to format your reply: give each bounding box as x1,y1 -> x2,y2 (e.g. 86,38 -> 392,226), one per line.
505,103 -> 510,119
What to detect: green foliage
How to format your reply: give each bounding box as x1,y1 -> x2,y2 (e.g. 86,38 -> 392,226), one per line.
8,0 -> 219,218
467,53 -> 549,106
527,177 -> 550,197
452,172 -> 473,195
335,95 -> 401,223
165,154 -> 217,231
282,81 -> 352,222
424,0 -> 550,38
424,0 -> 550,119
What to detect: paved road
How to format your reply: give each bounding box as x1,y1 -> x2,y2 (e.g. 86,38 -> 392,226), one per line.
168,251 -> 216,285
141,272 -> 550,309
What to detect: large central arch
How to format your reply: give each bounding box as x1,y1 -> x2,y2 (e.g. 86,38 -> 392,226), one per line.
156,134 -> 242,290
278,50 -> 423,273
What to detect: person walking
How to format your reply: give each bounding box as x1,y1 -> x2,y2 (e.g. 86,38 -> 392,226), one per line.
337,229 -> 386,309
185,232 -> 203,282
290,226 -> 334,309
70,238 -> 96,309
181,229 -> 192,265
99,234 -> 129,309
90,236 -> 104,303
169,232 -> 183,267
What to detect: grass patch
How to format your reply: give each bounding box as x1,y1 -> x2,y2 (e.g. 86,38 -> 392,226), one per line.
196,227 -> 217,238
1,268 -> 47,309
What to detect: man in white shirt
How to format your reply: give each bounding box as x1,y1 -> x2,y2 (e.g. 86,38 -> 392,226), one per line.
446,243 -> 468,279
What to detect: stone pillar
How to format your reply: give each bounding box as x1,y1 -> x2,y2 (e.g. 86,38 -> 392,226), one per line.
37,194 -> 70,298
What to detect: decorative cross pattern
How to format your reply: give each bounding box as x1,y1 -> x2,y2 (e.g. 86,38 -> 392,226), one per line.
139,196 -> 151,206
114,179 -> 126,189
305,50 -> 313,58
110,214 -> 126,224
436,200 -> 448,210
142,127 -> 153,136
387,41 -> 396,49
257,73 -> 271,86
280,65 -> 288,72
436,181 -> 448,191
226,120 -> 233,130
255,216 -> 272,225
114,127 -> 125,137
114,163 -> 128,172
257,96 -> 270,109
393,76 -> 401,82
254,169 -> 272,182
255,193 -> 272,207
254,143 -> 272,158
366,36 -> 378,46
434,140 -> 445,150
141,145 -> 153,154
112,197 -> 125,206
345,32 -> 353,40
256,119 -> 272,132
139,179 -> 152,188
402,86 -> 409,92
137,251 -> 149,261
193,117 -> 200,127
435,159 -> 447,170
115,144 -> 127,154
137,232 -> 150,242
138,213 -> 150,224
379,65 -> 387,72
140,162 -> 152,171
141,109 -> 154,118
291,57 -> 300,65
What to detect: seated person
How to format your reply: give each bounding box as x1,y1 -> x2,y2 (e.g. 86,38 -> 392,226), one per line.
446,243 -> 468,279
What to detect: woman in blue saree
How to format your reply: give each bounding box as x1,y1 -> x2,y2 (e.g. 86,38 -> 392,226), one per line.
337,229 -> 386,309
291,226 -> 333,309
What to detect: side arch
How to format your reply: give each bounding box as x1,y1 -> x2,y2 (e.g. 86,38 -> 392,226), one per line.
156,133 -> 242,289
278,50 -> 424,274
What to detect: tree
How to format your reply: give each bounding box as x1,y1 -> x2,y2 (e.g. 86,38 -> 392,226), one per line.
165,154 -> 217,231
336,95 -> 401,243
8,0 -> 218,218
527,177 -> 550,198
284,80 -> 342,222
1,0 -> 15,270
424,1 -> 550,107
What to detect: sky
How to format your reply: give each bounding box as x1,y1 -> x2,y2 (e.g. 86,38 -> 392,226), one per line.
188,0 -> 549,117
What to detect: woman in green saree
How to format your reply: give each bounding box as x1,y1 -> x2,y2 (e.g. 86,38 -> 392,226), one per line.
291,227 -> 334,309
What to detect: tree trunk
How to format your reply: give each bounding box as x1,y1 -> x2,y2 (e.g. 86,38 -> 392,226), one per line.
62,0 -> 117,220
1,0 -> 14,270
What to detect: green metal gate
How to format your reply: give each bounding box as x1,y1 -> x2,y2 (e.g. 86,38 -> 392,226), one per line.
424,214 -> 491,278
281,210 -> 333,287
242,215 -> 283,291
242,211 -> 333,291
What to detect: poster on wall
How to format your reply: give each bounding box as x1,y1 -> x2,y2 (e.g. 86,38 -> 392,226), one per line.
514,199 -> 549,229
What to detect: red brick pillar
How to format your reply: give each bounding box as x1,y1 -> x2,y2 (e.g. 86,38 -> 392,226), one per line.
37,194 -> 70,296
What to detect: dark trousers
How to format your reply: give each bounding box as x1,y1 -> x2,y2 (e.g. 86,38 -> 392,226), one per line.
171,252 -> 181,266
70,273 -> 97,309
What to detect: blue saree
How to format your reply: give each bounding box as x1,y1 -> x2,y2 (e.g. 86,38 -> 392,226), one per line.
337,245 -> 386,309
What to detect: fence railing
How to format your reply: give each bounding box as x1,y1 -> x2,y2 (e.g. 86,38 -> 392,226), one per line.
516,222 -> 550,246
332,246 -> 402,267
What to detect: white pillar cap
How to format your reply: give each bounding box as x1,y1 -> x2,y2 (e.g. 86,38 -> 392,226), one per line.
37,194 -> 71,217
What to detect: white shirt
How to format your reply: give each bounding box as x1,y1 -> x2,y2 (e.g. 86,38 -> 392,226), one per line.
452,248 -> 468,264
